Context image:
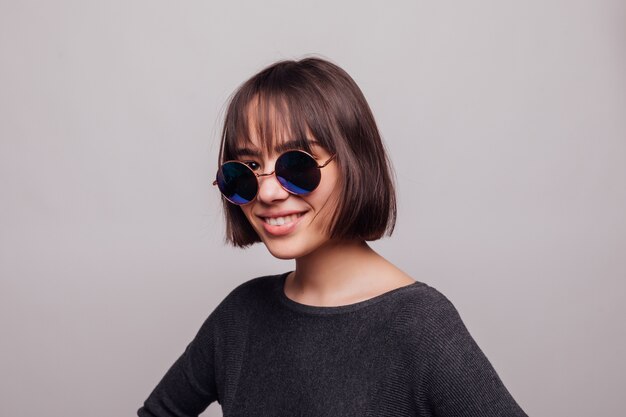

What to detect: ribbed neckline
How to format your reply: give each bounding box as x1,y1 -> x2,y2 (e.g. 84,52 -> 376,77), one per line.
275,270 -> 424,316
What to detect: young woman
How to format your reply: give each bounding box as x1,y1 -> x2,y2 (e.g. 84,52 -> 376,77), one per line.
138,57 -> 528,416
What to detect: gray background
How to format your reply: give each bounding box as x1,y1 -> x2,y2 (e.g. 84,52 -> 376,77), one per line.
1,1 -> 624,416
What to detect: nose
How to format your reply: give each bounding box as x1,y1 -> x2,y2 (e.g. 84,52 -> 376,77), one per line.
256,171 -> 290,204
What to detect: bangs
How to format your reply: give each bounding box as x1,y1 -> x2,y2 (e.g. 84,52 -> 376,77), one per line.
220,72 -> 337,162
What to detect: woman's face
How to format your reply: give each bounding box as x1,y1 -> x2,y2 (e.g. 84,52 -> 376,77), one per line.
235,131 -> 341,260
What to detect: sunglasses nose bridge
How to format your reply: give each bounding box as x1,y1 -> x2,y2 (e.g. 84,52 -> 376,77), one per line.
256,170 -> 275,178
255,169 -> 290,203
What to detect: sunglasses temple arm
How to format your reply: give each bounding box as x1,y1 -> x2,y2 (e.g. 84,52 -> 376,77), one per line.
317,154 -> 337,168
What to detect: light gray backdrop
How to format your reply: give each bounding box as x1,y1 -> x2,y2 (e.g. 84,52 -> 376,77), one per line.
1,1 -> 624,416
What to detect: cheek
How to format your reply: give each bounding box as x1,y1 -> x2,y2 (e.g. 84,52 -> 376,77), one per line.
323,166 -> 342,206
309,178 -> 341,229
316,163 -> 340,195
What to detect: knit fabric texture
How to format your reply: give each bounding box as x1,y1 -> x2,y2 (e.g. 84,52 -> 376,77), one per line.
138,272 -> 528,416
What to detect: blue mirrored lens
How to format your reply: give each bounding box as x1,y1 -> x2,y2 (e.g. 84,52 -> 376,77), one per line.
216,162 -> 257,204
275,151 -> 321,195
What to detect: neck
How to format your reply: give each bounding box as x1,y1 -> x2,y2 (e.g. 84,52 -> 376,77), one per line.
288,239 -> 391,303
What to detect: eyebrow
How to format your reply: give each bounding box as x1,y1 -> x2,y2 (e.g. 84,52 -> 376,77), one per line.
233,139 -> 320,157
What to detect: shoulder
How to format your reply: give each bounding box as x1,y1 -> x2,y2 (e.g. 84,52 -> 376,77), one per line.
210,272 -> 285,317
391,282 -> 469,347
224,272 -> 283,303
399,285 -> 528,415
397,281 -> 460,321
192,272 -> 284,341
368,263 -> 461,324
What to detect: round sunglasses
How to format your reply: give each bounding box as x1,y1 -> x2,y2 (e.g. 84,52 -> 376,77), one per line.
213,149 -> 336,205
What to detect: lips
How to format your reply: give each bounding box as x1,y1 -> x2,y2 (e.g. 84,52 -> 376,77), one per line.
256,211 -> 307,236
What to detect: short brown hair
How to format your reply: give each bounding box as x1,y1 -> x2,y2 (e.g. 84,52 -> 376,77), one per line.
217,57 -> 397,247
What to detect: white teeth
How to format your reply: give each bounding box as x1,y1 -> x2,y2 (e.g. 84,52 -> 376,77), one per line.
264,213 -> 303,226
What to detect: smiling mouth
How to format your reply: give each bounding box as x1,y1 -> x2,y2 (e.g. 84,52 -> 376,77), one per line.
262,212 -> 305,226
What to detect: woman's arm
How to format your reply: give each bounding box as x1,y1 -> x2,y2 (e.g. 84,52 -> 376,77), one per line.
415,290 -> 528,417
137,312 -> 219,417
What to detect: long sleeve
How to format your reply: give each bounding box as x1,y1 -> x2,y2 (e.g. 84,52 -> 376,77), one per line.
416,292 -> 528,416
137,311 -> 219,417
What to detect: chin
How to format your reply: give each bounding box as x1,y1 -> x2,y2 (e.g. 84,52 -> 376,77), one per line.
261,238 -> 319,260
267,250 -> 298,260
264,242 -> 305,260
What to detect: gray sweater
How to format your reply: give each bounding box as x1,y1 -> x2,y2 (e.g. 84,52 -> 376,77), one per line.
138,272 -> 528,416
